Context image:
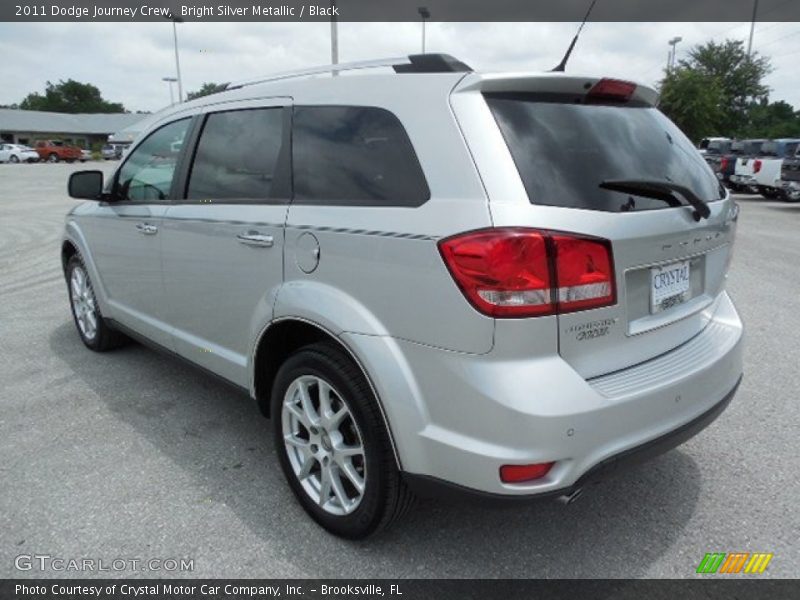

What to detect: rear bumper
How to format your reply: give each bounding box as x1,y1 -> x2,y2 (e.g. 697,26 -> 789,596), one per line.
730,174 -> 756,186
366,291 -> 743,496
404,375 -> 740,503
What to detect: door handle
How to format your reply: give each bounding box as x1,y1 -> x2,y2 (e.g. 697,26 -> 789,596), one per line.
237,232 -> 274,248
136,222 -> 158,235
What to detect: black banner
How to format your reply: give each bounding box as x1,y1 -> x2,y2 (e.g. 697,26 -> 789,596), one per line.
3,0 -> 800,22
2,580 -> 799,600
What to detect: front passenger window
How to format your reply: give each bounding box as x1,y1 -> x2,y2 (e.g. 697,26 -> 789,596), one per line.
116,118 -> 190,202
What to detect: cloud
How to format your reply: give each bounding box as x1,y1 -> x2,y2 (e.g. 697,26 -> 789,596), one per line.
0,22 -> 796,112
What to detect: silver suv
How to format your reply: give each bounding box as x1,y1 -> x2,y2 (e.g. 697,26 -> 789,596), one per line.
63,54 -> 743,538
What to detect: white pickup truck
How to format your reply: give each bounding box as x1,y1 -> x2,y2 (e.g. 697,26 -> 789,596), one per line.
729,139 -> 767,193
753,139 -> 800,199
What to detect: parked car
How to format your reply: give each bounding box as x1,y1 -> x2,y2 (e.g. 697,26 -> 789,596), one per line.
0,143 -> 40,163
698,137 -> 731,157
779,144 -> 800,202
101,143 -> 127,160
752,139 -> 800,199
729,139 -> 767,192
80,149 -> 92,162
34,140 -> 83,163
62,54 -> 743,538
703,138 -> 735,185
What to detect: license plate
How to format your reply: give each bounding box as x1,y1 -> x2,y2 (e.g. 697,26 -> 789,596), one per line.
651,260 -> 690,313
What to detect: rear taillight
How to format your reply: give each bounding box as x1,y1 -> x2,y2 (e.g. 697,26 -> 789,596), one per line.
720,157 -> 729,171
753,159 -> 762,173
586,78 -> 637,103
438,228 -> 616,318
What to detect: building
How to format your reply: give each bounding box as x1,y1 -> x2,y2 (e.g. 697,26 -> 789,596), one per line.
0,108 -> 146,149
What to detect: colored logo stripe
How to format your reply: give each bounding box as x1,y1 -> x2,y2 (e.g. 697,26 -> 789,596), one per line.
697,553 -> 773,574
697,553 -> 726,573
744,553 -> 773,574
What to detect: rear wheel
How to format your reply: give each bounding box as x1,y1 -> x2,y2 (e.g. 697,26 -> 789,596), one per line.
48,153 -> 59,163
758,186 -> 778,199
271,342 -> 413,538
9,155 -> 19,163
66,255 -> 127,351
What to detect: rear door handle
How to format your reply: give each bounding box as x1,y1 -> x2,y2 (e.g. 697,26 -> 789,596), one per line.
136,222 -> 158,235
237,232 -> 274,248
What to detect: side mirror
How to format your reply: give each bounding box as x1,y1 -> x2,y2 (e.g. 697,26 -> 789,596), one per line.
68,170 -> 104,200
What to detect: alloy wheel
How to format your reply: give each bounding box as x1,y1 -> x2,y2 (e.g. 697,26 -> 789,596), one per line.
70,266 -> 97,341
281,375 -> 367,516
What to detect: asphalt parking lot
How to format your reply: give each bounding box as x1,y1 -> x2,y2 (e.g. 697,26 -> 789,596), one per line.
1,162 -> 798,578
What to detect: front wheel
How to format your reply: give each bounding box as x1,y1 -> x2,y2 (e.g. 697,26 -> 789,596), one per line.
271,342 -> 413,538
48,153 -> 59,163
66,255 -> 127,351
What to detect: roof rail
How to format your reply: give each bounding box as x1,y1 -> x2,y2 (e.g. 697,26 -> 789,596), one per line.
226,54 -> 471,90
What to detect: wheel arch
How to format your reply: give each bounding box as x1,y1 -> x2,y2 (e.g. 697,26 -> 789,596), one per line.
61,239 -> 79,274
251,317 -> 402,468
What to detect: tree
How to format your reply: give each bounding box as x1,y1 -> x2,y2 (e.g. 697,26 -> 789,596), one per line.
186,82 -> 229,101
658,39 -> 773,141
740,100 -> 800,138
682,40 -> 771,134
658,68 -> 725,143
20,80 -> 125,113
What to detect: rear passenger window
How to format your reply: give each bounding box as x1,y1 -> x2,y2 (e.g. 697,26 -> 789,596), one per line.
187,108 -> 285,202
292,106 -> 429,206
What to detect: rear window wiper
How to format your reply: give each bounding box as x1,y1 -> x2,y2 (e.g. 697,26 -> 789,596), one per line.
599,178 -> 711,221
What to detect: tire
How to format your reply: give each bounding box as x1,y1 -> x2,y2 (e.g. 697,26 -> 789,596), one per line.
783,189 -> 800,203
757,186 -> 778,199
271,342 -> 413,539
9,155 -> 19,163
48,153 -> 59,163
66,255 -> 128,351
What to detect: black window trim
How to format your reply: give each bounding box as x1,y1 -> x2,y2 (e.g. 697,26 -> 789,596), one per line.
173,105 -> 293,206
289,104 -> 431,208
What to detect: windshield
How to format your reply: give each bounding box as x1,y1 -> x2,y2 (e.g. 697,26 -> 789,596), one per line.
760,142 -> 779,157
485,94 -> 722,213
706,140 -> 730,154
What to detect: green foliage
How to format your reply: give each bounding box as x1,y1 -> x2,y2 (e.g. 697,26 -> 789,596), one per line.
19,80 -> 125,113
659,69 -> 725,143
683,40 -> 771,133
186,82 -> 229,101
658,39 -> 799,142
740,100 -> 800,138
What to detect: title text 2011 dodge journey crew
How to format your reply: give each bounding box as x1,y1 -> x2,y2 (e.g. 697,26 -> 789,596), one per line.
62,54 -> 743,538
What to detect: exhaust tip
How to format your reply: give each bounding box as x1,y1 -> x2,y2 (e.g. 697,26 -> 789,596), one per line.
556,487 -> 584,505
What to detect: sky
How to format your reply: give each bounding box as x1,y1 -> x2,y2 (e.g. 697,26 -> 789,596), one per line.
0,21 -> 798,113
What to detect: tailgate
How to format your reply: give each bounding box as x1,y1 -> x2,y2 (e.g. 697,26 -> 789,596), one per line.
555,204 -> 736,378
476,81 -> 737,378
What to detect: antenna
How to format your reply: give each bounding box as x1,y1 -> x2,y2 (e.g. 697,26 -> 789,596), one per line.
551,0 -> 599,72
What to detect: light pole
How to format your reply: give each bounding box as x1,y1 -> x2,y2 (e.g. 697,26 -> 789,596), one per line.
747,0 -> 760,57
418,7 -> 430,54
330,0 -> 338,72
667,36 -> 683,74
162,77 -> 177,106
165,14 -> 184,102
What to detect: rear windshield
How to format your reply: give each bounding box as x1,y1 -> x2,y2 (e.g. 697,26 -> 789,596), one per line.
742,140 -> 765,156
486,94 -> 722,213
760,142 -> 779,157
706,140 -> 730,154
